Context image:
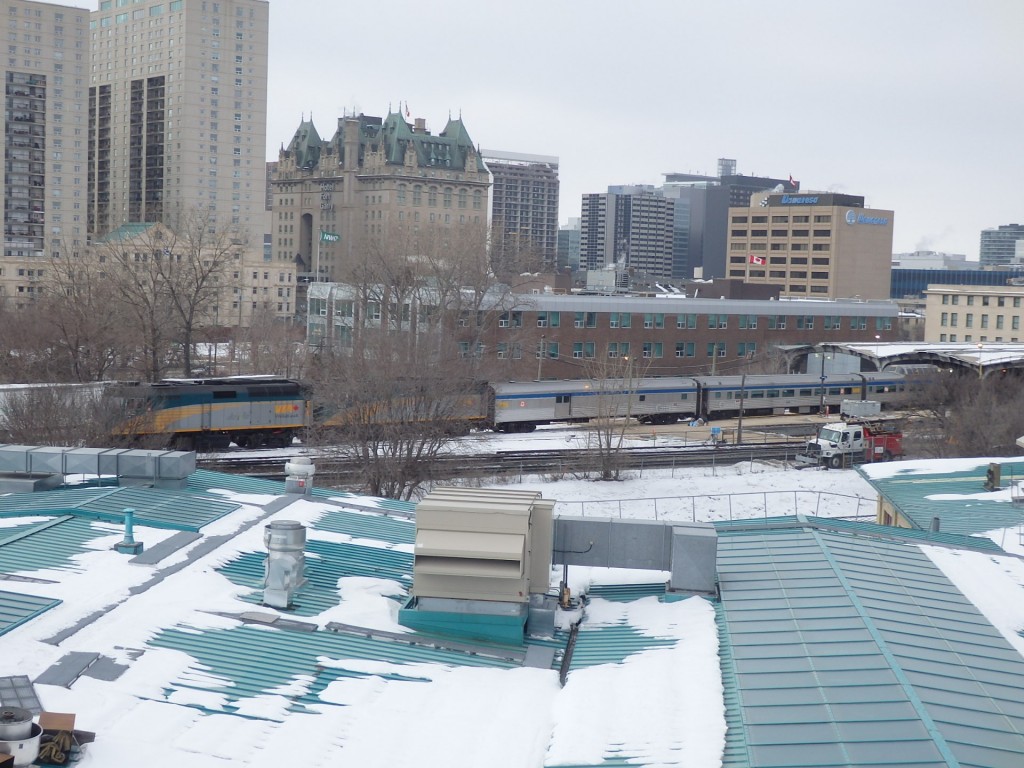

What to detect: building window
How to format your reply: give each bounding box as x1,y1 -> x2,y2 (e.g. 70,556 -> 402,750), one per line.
610,312 -> 631,329
675,341 -> 695,358
676,313 -> 696,329
738,314 -> 757,329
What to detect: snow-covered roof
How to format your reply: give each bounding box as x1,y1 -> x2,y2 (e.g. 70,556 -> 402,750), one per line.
5,461 -> 1024,766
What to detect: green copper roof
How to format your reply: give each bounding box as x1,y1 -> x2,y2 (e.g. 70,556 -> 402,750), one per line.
861,460 -> 1024,536
285,118 -> 322,170
717,522 -> 1024,767
95,221 -> 160,242
0,589 -> 61,637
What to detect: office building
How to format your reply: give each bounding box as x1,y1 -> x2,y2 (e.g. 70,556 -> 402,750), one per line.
980,224 -> 1024,267
580,187 -> 675,279
662,163 -> 797,280
726,192 -> 894,300
482,149 -> 559,267
923,284 -> 1024,343
271,111 -> 490,285
557,217 -> 580,272
1,0 -> 88,307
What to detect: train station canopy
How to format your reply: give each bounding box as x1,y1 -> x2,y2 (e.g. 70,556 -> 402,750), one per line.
784,342 -> 1024,378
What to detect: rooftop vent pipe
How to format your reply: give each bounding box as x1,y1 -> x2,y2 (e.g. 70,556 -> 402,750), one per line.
284,457 -> 315,496
263,520 -> 307,609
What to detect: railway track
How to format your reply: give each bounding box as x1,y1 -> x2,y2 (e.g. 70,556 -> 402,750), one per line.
198,440 -> 808,485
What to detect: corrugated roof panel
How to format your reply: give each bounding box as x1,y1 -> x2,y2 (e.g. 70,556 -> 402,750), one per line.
217,538 -> 410,617
0,516 -> 108,575
148,621 -> 517,714
314,507 -> 415,545
76,486 -> 239,531
0,589 -> 61,636
568,623 -> 676,670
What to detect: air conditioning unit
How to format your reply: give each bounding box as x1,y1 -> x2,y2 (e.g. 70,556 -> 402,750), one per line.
573,351 -> 583,358
497,351 -> 508,359
574,320 -> 583,328
644,321 -> 653,328
458,319 -> 467,327
499,320 -> 510,328
537,320 -> 548,328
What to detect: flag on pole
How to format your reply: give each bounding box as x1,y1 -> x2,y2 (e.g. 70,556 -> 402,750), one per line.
749,254 -> 766,266
319,231 -> 340,243
788,174 -> 798,189
405,102 -> 410,118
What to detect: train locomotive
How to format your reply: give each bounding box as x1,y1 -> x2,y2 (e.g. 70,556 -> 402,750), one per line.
108,376 -> 310,450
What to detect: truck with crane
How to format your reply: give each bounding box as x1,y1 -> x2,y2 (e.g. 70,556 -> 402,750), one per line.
796,400 -> 904,469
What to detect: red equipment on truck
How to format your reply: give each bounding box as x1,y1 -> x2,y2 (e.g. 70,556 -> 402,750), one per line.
796,400 -> 904,469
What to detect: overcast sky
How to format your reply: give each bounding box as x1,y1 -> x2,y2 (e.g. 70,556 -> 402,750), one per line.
260,0 -> 1021,260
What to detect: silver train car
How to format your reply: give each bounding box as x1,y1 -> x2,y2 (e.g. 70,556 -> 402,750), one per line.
488,371 -> 907,432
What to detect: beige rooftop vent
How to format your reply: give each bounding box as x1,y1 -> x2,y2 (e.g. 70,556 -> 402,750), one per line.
411,487 -> 553,603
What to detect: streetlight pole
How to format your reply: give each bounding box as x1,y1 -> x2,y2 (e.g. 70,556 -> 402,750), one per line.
977,342 -> 984,380
819,352 -> 827,416
537,334 -> 545,380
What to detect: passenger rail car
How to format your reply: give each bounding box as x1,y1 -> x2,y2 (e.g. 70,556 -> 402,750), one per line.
488,372 -> 907,432
109,376 -> 309,450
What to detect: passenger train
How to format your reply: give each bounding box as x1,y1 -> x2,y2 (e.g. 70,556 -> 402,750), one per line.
2,371 -> 910,448
489,371 -> 907,432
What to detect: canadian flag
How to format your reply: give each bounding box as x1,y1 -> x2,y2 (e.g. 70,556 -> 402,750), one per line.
749,254 -> 766,266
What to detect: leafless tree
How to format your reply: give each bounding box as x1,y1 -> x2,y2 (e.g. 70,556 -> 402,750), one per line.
577,353 -> 652,481
304,221 -> 515,499
96,211 -> 242,380
39,249 -> 133,382
0,384 -> 116,446
905,371 -> 1024,458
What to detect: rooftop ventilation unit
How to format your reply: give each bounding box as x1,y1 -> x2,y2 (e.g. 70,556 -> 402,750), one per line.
0,707 -> 41,767
263,520 -> 307,609
400,488 -> 554,644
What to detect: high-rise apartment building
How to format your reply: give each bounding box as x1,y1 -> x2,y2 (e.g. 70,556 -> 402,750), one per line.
481,149 -> 559,267
1,0 -> 89,307
87,0 -> 269,252
580,187 -> 675,280
270,111 -> 490,284
726,192 -> 894,300
979,224 -> 1024,267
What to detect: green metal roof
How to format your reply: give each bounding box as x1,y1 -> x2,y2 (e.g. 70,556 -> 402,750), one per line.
217,539 -> 411,617
0,589 -> 61,637
148,621 -> 519,716
95,221 -> 160,242
0,484 -> 239,532
717,522 -> 1024,768
716,514 -> 1005,552
0,516 -> 110,575
187,468 -> 418,516
861,460 -> 1024,536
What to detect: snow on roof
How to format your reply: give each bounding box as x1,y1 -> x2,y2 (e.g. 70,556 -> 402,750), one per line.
7,461 -> 1024,765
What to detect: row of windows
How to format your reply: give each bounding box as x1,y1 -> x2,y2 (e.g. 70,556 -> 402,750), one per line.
395,184 -> 483,210
939,334 -> 1020,343
732,215 -> 822,225
940,294 -> 1021,308
940,312 -> 1020,330
458,340 -> 758,361
458,310 -> 891,332
731,229 -> 832,238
